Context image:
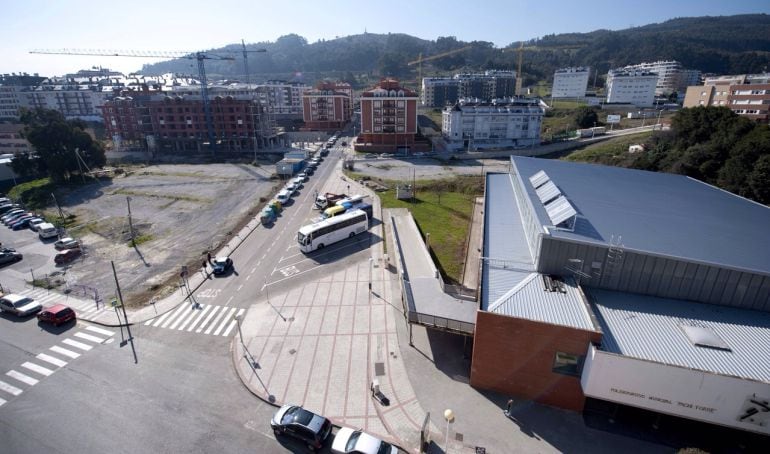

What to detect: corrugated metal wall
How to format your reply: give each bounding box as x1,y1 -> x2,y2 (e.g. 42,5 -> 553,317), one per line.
537,237 -> 770,312
509,164 -> 543,261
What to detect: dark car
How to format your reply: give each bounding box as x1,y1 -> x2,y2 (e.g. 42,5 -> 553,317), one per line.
54,248 -> 82,264
4,212 -> 32,226
0,203 -> 20,214
212,257 -> 233,275
271,404 -> 332,452
10,216 -> 35,230
37,304 -> 76,326
0,251 -> 22,265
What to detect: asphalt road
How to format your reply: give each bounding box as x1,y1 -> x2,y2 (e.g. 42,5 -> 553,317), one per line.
1,137 -> 372,453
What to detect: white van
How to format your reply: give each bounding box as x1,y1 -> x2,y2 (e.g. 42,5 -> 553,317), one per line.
38,222 -> 58,239
275,189 -> 292,205
336,194 -> 365,206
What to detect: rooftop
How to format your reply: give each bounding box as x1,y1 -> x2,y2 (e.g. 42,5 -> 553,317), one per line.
511,156 -> 770,276
589,288 -> 770,383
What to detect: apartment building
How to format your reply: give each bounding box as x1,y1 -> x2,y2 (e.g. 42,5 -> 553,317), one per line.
442,97 -> 544,150
605,70 -> 658,107
420,70 -> 517,107
26,84 -> 110,122
301,81 -> 352,131
552,67 -> 590,98
0,74 -> 45,120
356,78 -> 418,152
254,80 -> 310,119
0,124 -> 33,155
682,73 -> 770,122
620,60 -> 701,96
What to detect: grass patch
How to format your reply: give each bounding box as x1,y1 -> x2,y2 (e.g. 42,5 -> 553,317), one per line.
7,178 -> 55,209
562,132 -> 653,165
379,176 -> 482,284
128,233 -> 154,247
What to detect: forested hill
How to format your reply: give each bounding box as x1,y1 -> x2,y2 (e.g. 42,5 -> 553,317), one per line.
139,14 -> 770,85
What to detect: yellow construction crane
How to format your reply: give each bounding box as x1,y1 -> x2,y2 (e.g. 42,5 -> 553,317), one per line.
30,47 -> 265,151
407,45 -> 473,91
502,43 -> 585,95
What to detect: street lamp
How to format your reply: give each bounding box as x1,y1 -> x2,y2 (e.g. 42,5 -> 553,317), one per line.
443,409 -> 455,452
234,313 -> 245,347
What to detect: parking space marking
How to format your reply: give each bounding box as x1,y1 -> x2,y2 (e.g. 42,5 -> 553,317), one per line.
6,370 -> 38,386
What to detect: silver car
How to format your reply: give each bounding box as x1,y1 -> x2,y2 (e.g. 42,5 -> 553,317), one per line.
0,294 -> 42,316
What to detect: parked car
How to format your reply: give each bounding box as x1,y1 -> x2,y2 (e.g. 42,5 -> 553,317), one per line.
331,427 -> 398,454
27,218 -> 45,231
4,212 -> 33,226
54,237 -> 80,250
0,203 -> 20,214
10,216 -> 35,230
286,181 -> 299,193
212,256 -> 233,275
1,209 -> 25,223
54,248 -> 82,264
37,304 -> 76,326
0,251 -> 22,265
0,294 -> 42,316
271,404 -> 332,452
297,172 -> 309,182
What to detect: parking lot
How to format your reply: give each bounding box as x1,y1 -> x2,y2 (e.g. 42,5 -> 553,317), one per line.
350,154 -> 511,181
0,163 -> 277,306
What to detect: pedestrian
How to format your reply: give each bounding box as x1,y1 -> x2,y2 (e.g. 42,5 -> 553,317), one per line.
207,252 -> 212,264
347,184 -> 350,192
505,399 -> 514,417
202,260 -> 207,271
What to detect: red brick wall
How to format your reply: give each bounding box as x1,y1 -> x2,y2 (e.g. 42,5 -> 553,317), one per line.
470,311 -> 602,412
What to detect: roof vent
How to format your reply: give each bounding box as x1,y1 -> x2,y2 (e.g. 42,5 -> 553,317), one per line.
529,170 -> 549,189
680,325 -> 731,352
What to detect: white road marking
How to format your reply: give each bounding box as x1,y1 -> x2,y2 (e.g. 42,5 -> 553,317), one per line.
148,305 -> 180,327
176,306 -> 202,331
0,397 -> 6,406
222,309 -> 245,337
251,267 -> 257,273
245,274 -> 251,281
168,306 -> 192,330
204,307 -> 230,335
85,326 -> 115,337
50,346 -> 80,359
74,332 -> 105,343
237,285 -> 243,292
7,370 -> 38,386
22,362 -> 53,377
196,306 -> 221,333
36,353 -> 67,368
0,380 -> 23,396
226,296 -> 233,305
63,338 -> 92,351
213,308 -> 237,336
185,305 -> 213,332
159,305 -> 188,328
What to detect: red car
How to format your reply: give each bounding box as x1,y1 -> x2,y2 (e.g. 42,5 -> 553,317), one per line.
37,304 -> 76,326
54,248 -> 82,264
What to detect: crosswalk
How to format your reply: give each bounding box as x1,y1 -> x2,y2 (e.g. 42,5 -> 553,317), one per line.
144,304 -> 244,337
0,325 -> 115,408
22,287 -> 105,318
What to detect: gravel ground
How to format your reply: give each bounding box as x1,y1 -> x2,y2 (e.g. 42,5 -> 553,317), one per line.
58,163 -> 277,305
349,155 -> 512,182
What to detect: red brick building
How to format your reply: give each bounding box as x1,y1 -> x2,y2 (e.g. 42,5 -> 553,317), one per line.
355,78 -> 418,153
103,94 -> 270,152
301,81 -> 352,131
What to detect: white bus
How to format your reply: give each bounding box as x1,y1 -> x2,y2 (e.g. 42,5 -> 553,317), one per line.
297,209 -> 368,253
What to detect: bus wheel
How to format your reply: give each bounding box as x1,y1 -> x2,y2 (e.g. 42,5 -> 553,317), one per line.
318,243 -> 324,249
349,232 -> 355,238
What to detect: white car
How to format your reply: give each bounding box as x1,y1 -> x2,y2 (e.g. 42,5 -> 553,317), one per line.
331,427 -> 397,454
0,294 -> 42,317
54,237 -> 80,250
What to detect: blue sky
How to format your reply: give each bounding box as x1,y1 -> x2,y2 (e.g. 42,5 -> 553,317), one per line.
2,0 -> 769,76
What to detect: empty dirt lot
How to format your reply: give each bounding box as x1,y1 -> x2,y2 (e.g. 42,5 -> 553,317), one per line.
57,163 -> 277,306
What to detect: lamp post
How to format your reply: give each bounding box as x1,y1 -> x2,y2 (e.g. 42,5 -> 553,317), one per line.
234,313 -> 245,347
443,409 -> 454,452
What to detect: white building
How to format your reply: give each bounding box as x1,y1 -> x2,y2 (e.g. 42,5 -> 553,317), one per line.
442,97 -> 543,151
620,61 -> 701,96
421,70 -> 517,107
605,70 -> 658,107
552,67 -> 590,98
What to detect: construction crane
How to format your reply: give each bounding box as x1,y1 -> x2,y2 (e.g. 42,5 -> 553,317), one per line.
502,43 -> 585,95
30,47 -> 263,151
240,39 -> 267,84
407,46 -> 473,94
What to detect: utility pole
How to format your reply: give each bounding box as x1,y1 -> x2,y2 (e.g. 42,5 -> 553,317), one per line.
111,261 -> 137,363
74,147 -> 86,184
126,196 -> 134,246
51,193 -> 65,233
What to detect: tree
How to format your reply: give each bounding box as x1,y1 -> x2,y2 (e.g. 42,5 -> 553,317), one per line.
574,107 -> 599,129
16,108 -> 106,182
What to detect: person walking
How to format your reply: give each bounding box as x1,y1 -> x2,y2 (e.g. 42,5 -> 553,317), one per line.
504,399 -> 514,417
207,252 -> 212,264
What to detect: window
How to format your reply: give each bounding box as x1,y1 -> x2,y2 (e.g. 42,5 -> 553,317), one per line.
552,351 -> 584,376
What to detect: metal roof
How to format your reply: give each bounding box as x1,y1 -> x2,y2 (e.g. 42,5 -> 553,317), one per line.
589,288 -> 770,383
481,173 -> 535,310
511,156 -> 770,275
488,274 -> 596,331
